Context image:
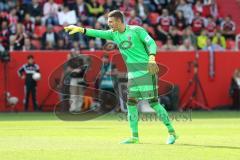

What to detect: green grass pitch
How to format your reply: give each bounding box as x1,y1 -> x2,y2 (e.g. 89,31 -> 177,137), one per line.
0,111 -> 239,160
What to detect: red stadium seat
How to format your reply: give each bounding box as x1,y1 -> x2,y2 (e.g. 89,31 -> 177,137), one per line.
130,0 -> 136,6
148,12 -> 159,25
97,0 -> 105,5
53,26 -> 63,33
54,0 -> 64,4
34,26 -> 46,38
31,39 -> 41,49
156,40 -> 163,48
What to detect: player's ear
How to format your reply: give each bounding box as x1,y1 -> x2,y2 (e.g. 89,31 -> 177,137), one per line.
116,18 -> 121,24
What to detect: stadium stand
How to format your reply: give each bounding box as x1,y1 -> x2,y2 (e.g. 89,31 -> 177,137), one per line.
0,0 -> 239,51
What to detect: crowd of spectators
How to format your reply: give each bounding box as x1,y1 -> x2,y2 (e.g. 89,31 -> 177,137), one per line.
0,0 -> 238,52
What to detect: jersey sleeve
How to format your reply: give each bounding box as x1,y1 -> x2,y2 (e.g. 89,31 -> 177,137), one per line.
35,64 -> 40,73
135,26 -> 157,55
17,64 -> 25,77
85,29 -> 113,41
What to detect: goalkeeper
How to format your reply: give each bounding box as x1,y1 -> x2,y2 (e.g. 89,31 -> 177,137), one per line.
65,10 -> 177,144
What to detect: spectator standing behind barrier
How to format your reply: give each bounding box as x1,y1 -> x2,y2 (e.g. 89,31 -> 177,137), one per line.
229,68 -> 240,110
17,55 -> 40,112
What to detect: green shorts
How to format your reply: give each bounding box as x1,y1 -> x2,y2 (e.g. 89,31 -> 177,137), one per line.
127,74 -> 158,100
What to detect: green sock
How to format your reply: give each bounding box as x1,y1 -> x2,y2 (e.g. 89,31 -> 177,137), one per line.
127,105 -> 139,138
150,102 -> 175,134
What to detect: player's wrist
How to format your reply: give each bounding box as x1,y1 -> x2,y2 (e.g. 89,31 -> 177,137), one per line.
149,55 -> 156,62
78,27 -> 85,34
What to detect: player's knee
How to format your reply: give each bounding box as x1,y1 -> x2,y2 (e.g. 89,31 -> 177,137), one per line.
127,98 -> 138,105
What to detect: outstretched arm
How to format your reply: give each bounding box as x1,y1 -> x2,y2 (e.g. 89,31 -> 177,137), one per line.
85,28 -> 113,40
64,25 -> 113,40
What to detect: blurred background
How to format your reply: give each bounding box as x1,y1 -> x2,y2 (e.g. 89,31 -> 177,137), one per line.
0,0 -> 240,112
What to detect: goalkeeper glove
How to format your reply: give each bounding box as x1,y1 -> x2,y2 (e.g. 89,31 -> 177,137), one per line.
148,55 -> 159,75
64,25 -> 85,35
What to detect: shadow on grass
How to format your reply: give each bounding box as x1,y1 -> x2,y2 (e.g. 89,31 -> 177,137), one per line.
176,143 -> 240,150
141,142 -> 240,150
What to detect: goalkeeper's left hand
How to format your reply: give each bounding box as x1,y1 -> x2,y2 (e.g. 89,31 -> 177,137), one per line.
64,25 -> 85,35
148,55 -> 159,75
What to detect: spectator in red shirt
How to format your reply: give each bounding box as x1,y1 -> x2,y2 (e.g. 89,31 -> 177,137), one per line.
202,0 -> 219,19
157,8 -> 174,33
221,15 -> 236,40
175,10 -> 187,32
192,0 -> 204,15
191,12 -> 205,35
126,10 -> 143,26
205,16 -> 217,38
22,13 -> 35,37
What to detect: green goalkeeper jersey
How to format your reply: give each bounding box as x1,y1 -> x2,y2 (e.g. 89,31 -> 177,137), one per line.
85,25 -> 157,80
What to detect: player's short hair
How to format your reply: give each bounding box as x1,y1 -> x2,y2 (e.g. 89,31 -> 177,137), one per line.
27,55 -> 34,59
108,10 -> 124,23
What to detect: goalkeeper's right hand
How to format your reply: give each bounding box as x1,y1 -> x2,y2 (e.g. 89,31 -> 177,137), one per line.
64,25 -> 85,35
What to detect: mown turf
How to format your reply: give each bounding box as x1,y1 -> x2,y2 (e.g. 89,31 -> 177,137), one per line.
0,111 -> 239,160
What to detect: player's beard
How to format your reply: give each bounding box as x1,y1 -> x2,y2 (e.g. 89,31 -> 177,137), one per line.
110,27 -> 117,32
109,24 -> 118,32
